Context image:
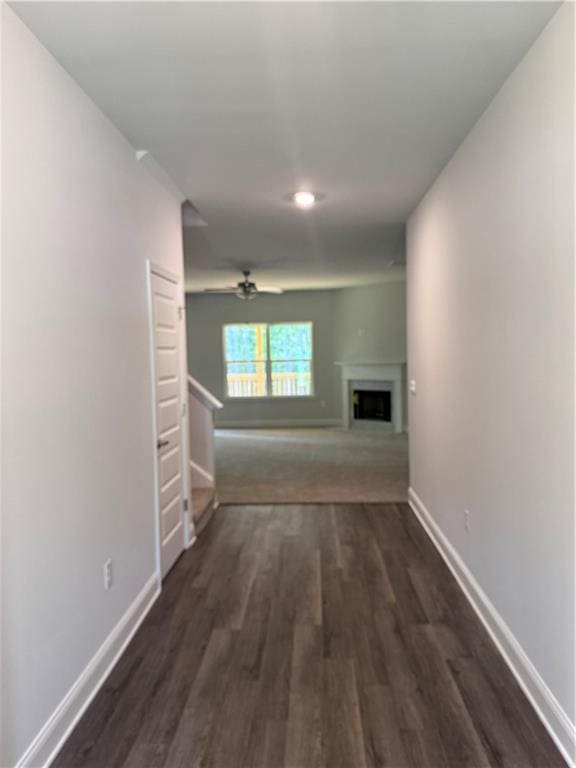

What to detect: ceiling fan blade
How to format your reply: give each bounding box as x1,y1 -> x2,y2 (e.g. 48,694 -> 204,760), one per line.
257,287 -> 284,294
203,287 -> 238,293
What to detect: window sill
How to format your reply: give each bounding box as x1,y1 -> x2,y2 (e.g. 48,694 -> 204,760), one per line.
224,395 -> 317,402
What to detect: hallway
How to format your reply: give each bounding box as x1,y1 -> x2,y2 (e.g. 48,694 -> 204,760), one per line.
53,504 -> 563,768
2,2 -> 574,764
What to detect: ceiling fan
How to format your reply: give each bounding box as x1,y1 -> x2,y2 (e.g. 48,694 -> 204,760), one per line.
203,270 -> 284,300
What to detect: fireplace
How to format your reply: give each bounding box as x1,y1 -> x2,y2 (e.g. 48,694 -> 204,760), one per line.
353,389 -> 392,423
335,362 -> 405,433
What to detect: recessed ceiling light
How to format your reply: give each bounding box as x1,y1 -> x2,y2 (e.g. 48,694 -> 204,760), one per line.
293,191 -> 316,208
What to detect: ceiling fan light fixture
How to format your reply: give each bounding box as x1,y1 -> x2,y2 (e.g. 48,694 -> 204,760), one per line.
236,289 -> 257,300
203,270 -> 283,299
292,191 -> 316,208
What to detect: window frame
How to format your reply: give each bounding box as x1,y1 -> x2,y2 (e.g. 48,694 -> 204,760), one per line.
222,321 -> 315,400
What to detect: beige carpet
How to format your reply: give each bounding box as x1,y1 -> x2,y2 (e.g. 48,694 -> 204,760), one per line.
215,427 -> 408,504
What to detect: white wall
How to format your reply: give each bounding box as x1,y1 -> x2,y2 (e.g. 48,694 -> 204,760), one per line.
1,8 -> 184,766
407,3 -> 574,757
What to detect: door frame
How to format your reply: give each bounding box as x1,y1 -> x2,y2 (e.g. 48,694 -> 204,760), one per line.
146,261 -> 193,582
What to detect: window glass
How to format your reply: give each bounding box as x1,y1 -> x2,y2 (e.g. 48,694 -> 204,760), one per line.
224,324 -> 267,361
269,323 -> 312,361
271,360 -> 312,396
224,322 -> 313,398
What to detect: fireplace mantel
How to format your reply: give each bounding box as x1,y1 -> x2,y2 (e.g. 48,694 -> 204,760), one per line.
335,362 -> 406,433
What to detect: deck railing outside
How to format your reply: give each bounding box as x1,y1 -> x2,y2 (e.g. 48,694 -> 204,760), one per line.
226,371 -> 311,397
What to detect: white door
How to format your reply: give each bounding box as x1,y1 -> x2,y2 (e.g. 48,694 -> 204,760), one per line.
150,271 -> 185,577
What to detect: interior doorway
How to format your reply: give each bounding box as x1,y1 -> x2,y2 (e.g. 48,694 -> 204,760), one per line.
148,264 -> 189,577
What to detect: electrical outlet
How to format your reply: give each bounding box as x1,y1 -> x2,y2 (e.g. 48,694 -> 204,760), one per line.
409,379 -> 417,395
464,509 -> 471,533
103,558 -> 113,591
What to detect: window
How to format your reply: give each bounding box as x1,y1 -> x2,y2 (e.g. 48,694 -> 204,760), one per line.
224,322 -> 313,398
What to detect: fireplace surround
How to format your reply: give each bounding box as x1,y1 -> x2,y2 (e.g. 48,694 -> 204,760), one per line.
335,362 -> 405,433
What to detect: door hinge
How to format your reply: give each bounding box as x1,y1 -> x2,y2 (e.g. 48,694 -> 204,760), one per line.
177,305 -> 185,320
183,499 -> 189,511
181,401 -> 187,418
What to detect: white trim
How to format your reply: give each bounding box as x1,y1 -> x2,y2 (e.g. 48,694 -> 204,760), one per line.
187,375 -> 223,411
408,487 -> 576,768
222,321 -> 315,399
215,418 -> 341,429
223,395 -> 317,403
336,362 -> 405,434
15,574 -> 160,768
136,150 -> 186,203
145,264 -> 162,580
189,458 -> 213,485
176,277 -> 194,546
147,261 -> 191,564
149,262 -> 181,285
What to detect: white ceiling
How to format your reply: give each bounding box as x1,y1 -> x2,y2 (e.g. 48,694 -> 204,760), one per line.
12,1 -> 559,291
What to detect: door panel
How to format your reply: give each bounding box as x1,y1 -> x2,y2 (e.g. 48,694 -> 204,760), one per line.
160,472 -> 182,511
155,294 -> 177,326
157,378 -> 179,402
158,397 -> 180,434
155,327 -> 177,350
159,444 -> 180,487
161,496 -> 182,539
156,348 -> 179,380
151,272 -> 184,577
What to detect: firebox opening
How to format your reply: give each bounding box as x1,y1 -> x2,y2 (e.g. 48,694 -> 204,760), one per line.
353,389 -> 392,422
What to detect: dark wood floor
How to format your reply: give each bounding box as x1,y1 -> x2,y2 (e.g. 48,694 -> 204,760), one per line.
54,504 -> 564,768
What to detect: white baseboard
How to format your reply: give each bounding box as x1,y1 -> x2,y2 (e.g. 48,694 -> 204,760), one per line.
215,418 -> 341,429
408,487 -> 575,767
15,573 -> 161,768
